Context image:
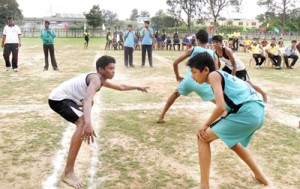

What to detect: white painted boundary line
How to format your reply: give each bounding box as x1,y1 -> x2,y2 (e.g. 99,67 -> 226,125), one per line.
42,124 -> 74,189
42,52 -> 102,189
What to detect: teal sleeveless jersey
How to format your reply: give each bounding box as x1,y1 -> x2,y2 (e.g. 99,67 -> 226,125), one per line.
187,46 -> 215,75
216,70 -> 264,112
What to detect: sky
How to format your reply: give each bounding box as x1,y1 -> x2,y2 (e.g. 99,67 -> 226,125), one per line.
16,0 -> 282,20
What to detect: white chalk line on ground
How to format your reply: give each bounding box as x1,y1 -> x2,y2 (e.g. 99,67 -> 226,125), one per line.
0,100 -> 299,130
42,52 -> 102,189
42,124 -> 74,189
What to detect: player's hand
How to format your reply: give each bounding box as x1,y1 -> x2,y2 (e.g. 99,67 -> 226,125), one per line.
137,86 -> 149,93
1,44 -> 3,48
82,123 -> 97,144
197,124 -> 209,141
18,43 -> 21,47
176,76 -> 184,83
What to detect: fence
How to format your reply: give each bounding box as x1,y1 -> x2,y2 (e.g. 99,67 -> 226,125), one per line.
1,29 -> 300,41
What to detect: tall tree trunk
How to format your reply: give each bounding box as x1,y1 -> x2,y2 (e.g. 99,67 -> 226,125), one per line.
214,17 -> 217,31
187,16 -> 191,32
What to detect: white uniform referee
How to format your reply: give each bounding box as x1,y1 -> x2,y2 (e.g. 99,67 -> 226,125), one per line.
1,17 -> 21,72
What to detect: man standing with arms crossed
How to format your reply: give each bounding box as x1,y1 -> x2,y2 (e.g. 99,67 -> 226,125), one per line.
141,20 -> 154,67
1,17 -> 21,72
124,24 -> 135,68
40,20 -> 59,71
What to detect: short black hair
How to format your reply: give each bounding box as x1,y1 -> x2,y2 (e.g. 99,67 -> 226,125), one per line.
292,40 -> 297,43
45,20 -> 50,24
128,24 -> 132,28
187,52 -> 216,73
195,29 -> 208,44
271,37 -> 276,41
8,17 -> 13,20
96,55 -> 116,70
144,21 -> 150,24
212,35 -> 223,42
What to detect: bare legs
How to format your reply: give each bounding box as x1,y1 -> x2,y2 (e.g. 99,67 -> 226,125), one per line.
231,144 -> 269,185
198,128 -> 268,189
198,128 -> 218,189
61,116 -> 85,188
157,90 -> 181,123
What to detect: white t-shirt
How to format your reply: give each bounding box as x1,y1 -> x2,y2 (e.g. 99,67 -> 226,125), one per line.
3,25 -> 21,44
49,73 -> 102,106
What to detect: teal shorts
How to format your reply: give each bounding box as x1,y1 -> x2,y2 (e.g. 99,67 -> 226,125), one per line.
211,101 -> 265,148
178,74 -> 215,101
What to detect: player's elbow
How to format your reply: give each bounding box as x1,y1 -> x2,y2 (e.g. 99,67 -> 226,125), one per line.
217,104 -> 226,113
118,85 -> 126,91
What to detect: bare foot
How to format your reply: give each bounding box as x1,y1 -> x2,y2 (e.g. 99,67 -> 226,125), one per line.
157,117 -> 165,123
251,173 -> 269,185
61,172 -> 83,188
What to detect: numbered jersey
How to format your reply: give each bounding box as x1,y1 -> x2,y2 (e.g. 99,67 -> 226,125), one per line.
216,70 -> 263,112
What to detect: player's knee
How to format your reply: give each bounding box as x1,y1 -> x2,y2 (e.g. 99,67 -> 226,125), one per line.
75,116 -> 84,127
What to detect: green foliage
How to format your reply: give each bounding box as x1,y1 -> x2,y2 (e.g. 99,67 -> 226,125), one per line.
0,0 -> 23,27
102,9 -> 119,26
257,0 -> 296,32
129,9 -> 139,21
140,10 -> 150,17
256,7 -> 300,32
67,25 -> 84,30
84,4 -> 103,29
151,10 -> 179,29
167,0 -> 201,31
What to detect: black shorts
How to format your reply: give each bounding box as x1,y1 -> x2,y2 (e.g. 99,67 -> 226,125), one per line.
48,99 -> 83,123
222,66 -> 249,81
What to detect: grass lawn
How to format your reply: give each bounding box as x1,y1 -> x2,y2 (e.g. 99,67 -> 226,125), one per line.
0,37 -> 299,189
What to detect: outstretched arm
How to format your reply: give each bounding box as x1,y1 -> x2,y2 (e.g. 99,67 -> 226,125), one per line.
173,48 -> 193,82
103,81 -> 149,92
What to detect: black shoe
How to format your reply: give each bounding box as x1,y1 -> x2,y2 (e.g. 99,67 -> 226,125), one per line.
54,68 -> 59,71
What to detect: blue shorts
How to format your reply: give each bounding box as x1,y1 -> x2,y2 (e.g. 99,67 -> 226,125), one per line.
211,101 -> 264,148
177,74 -> 215,101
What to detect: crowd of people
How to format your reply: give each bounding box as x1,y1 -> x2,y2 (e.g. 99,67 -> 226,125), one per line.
103,23 -> 300,70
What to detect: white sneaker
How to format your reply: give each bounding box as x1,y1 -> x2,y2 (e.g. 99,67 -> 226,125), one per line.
275,66 -> 280,69
13,68 -> 18,72
6,67 -> 10,71
256,65 -> 259,69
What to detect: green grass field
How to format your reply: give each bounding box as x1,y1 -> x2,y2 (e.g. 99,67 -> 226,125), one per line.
0,38 -> 299,189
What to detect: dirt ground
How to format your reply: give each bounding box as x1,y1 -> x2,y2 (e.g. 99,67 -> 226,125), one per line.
0,39 -> 299,189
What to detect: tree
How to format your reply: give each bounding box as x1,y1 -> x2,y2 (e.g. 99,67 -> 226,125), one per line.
203,0 -> 242,29
257,0 -> 295,33
167,0 -> 201,31
84,5 -> 103,29
102,9 -> 118,26
140,10 -> 150,17
0,0 -> 23,27
151,10 -> 179,29
129,9 -> 139,21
